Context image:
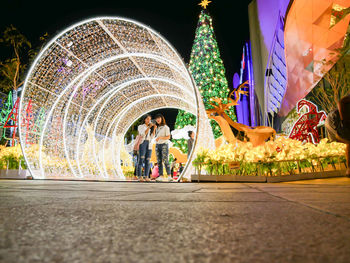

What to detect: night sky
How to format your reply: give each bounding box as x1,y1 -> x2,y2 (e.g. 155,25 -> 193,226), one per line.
1,0 -> 252,129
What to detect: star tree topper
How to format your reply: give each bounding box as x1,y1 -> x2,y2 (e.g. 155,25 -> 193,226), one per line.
199,0 -> 212,9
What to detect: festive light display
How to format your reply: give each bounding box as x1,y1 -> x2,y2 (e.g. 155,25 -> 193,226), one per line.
289,99 -> 327,144
0,91 -> 13,140
22,99 -> 34,145
173,6 -> 236,152
199,0 -> 212,9
194,137 -> 346,176
19,17 -> 215,180
173,110 -> 197,153
0,91 -> 13,127
30,108 -> 46,136
3,97 -> 20,144
206,81 -> 276,147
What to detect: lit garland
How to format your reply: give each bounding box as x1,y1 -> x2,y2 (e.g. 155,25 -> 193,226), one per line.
19,17 -> 215,180
0,91 -> 13,128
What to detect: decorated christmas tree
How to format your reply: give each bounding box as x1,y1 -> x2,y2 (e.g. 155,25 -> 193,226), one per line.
173,0 -> 237,153
173,110 -> 197,153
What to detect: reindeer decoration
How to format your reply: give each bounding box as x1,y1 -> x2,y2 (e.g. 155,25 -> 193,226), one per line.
206,81 -> 276,147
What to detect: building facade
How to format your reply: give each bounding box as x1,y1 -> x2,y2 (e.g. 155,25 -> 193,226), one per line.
247,0 -> 350,129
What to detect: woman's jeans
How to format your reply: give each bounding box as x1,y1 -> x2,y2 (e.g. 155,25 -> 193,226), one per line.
137,140 -> 152,178
156,143 -> 171,176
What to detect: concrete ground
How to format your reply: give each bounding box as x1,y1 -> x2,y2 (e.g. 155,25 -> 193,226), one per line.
1,178 -> 350,263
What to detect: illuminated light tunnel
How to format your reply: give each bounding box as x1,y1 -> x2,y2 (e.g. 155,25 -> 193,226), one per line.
19,17 -> 215,181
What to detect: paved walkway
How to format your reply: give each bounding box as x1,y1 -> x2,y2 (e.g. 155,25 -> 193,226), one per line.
1,178 -> 350,262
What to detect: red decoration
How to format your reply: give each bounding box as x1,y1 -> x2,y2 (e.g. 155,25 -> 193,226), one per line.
3,97 -> 20,144
289,99 -> 327,144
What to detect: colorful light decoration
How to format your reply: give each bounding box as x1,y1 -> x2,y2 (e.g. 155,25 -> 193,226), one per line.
22,99 -> 34,145
19,17 -> 215,181
3,97 -> 20,144
199,0 -> 212,9
288,99 -> 327,144
0,91 -> 13,127
0,91 -> 14,142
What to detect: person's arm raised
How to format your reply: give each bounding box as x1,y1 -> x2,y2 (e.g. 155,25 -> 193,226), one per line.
144,125 -> 151,136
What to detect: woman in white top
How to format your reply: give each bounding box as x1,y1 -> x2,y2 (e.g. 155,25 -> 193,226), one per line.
136,114 -> 156,180
154,113 -> 172,181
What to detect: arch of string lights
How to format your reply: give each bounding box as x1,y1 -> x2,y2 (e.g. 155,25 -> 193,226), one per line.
19,17 -> 215,181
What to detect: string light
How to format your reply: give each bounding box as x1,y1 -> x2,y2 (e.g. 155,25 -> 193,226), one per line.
19,17 -> 215,181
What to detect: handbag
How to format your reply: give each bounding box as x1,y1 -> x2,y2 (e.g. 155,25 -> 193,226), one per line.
133,135 -> 144,152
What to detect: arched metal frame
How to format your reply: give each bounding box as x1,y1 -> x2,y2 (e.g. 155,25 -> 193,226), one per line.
19,17 -> 215,181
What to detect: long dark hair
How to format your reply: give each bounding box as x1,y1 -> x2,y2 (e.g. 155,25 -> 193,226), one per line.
155,113 -> 166,126
142,114 -> 151,124
142,114 -> 155,133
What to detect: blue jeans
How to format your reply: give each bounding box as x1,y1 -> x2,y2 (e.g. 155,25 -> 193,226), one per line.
137,140 -> 152,178
156,143 -> 171,176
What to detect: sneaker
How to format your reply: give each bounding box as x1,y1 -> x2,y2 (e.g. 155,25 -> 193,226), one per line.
168,176 -> 173,182
156,176 -> 163,182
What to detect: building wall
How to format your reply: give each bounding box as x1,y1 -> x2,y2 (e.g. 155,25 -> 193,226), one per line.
281,0 -> 350,116
248,0 -> 291,126
248,1 -> 267,125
